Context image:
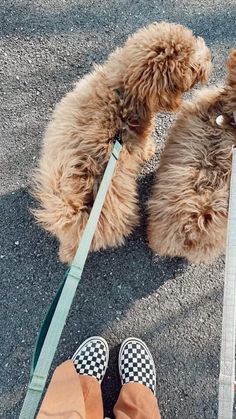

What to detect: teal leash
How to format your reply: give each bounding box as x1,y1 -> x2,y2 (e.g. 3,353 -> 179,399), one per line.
19,133 -> 123,419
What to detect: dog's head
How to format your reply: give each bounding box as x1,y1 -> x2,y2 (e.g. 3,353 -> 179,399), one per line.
123,22 -> 212,112
227,49 -> 236,88
218,49 -> 236,120
226,49 -> 236,119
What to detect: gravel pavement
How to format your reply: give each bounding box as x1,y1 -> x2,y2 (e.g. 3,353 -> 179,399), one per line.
1,1 -> 236,418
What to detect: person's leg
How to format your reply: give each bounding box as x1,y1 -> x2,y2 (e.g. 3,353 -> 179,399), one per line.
114,338 -> 161,419
114,382 -> 161,419
72,336 -> 109,419
37,336 -> 109,419
37,359 -> 86,419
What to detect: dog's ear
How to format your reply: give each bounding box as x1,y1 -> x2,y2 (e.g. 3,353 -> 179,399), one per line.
123,31 -> 211,112
123,45 -> 193,111
227,49 -> 236,88
189,37 -> 212,85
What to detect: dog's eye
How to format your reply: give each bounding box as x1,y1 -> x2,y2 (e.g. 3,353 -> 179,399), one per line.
155,47 -> 166,56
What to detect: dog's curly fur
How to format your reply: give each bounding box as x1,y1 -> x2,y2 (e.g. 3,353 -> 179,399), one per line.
33,22 -> 211,264
148,50 -> 236,264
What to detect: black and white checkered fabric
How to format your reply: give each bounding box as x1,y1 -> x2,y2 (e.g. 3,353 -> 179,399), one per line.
119,338 -> 156,394
72,337 -> 109,383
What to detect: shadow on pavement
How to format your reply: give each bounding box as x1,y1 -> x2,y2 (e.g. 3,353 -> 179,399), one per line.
0,186 -> 187,416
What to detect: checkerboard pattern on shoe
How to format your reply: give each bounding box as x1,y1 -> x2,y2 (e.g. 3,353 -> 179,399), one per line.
72,336 -> 109,383
119,337 -> 156,394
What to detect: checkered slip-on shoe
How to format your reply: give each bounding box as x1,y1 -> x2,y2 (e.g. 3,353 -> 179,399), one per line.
119,337 -> 156,394
72,336 -> 109,383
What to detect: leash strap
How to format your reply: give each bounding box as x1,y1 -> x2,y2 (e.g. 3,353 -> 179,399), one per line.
19,135 -> 123,419
218,146 -> 236,419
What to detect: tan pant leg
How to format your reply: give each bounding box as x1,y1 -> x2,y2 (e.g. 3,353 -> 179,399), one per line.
37,360 -> 103,419
113,382 -> 161,419
79,375 -> 104,419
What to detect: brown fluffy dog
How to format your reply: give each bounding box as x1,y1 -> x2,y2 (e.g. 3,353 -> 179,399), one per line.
33,22 -> 211,264
148,50 -> 236,264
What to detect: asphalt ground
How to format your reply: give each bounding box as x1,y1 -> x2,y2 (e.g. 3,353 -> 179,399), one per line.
1,1 -> 236,418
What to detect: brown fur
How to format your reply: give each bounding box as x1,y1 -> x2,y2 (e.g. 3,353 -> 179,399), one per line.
148,50 -> 236,264
32,22 -> 211,264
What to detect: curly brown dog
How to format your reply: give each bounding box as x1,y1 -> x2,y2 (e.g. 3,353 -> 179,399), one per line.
33,22 -> 211,264
148,50 -> 236,264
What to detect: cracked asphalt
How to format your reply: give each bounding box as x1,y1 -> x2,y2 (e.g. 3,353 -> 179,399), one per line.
1,1 -> 236,418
